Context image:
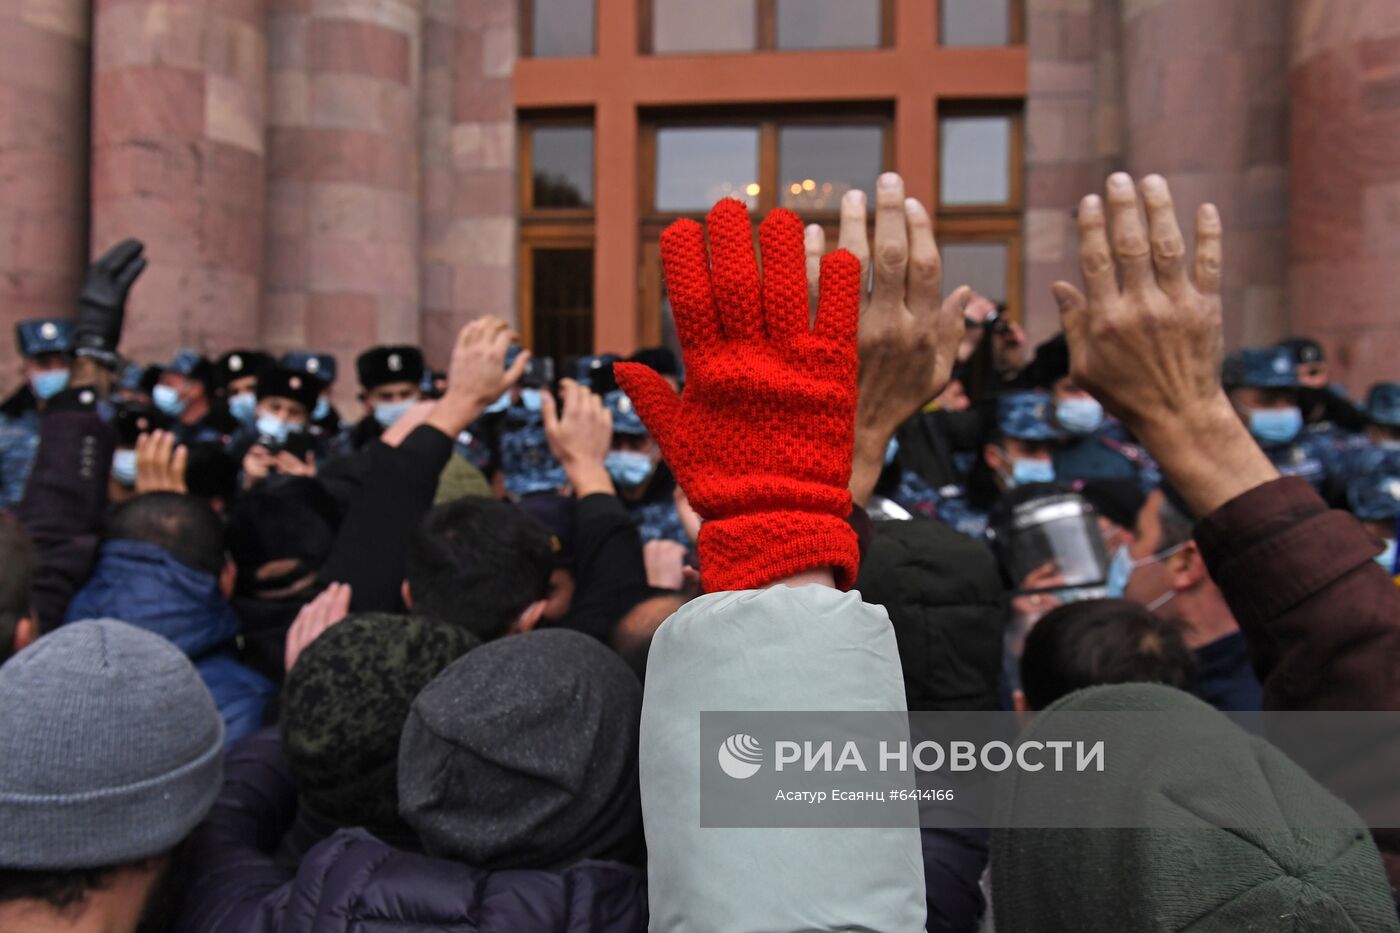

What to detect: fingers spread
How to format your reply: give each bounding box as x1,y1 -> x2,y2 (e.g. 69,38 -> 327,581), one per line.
1140,175 -> 1187,294
660,217 -> 721,350
905,197 -> 941,317
760,209 -> 810,340
871,173 -> 908,311
1106,173 -> 1153,292
1194,203 -> 1223,295
706,198 -> 763,340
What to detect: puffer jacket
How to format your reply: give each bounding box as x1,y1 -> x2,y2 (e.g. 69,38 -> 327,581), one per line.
178,730 -> 650,933
65,539 -> 273,743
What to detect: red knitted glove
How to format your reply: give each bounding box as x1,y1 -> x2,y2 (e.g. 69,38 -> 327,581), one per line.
614,199 -> 861,592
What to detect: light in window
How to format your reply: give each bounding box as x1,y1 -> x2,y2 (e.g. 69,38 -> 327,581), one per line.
778,125 -> 884,212
655,127 -> 760,211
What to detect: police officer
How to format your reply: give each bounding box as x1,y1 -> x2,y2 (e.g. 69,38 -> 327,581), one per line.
1346,473 -> 1400,577
233,367 -> 325,488
1222,347 -> 1333,491
926,390 -> 1062,540
604,388 -> 686,544
1276,337 -> 1368,461
0,319 -> 75,508
1330,383 -> 1400,498
498,378 -> 568,500
1026,334 -> 1159,491
341,345 -> 425,452
281,351 -> 342,442
214,349 -> 275,429
153,348 -> 239,446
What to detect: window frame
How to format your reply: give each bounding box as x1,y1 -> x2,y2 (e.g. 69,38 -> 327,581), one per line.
936,104 -> 1024,216
938,0 -> 1026,48
639,0 -> 894,55
519,115 -> 597,219
520,0 -> 598,59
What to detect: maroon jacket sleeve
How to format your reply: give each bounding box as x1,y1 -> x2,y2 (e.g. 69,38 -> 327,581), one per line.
1194,476 -> 1400,712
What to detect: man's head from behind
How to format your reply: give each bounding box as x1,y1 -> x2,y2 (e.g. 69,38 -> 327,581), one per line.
404,497 -> 554,640
1016,598 -> 1196,714
0,518 -> 37,662
104,492 -> 233,594
0,620 -> 223,931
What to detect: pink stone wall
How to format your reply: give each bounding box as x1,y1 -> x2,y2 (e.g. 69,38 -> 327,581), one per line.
90,0 -> 267,362
1290,0 -> 1400,395
0,1 -> 91,382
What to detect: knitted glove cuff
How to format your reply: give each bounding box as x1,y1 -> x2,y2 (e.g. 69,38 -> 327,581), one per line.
698,510 -> 860,593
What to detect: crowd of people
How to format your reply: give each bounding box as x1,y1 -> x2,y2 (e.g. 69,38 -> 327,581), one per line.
0,167 -> 1398,932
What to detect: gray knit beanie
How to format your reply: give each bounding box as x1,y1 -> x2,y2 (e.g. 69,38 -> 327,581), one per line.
0,619 -> 224,869
398,628 -> 644,871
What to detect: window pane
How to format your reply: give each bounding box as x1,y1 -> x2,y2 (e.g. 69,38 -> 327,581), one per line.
940,115 -> 1012,206
531,0 -> 594,57
940,242 -> 1008,304
779,125 -> 883,211
655,127 -> 760,211
776,0 -> 881,50
941,0 -> 1009,47
653,0 -> 755,53
532,248 -> 594,361
531,127 -> 593,208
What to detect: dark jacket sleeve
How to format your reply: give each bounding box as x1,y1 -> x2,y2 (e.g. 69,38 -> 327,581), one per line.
177,728 -> 298,933
318,425 -> 454,612
921,827 -> 988,933
1193,475 -> 1400,893
14,400 -> 115,631
559,493 -> 649,641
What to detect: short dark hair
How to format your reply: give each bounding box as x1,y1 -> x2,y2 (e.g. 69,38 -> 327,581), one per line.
105,493 -> 225,577
405,497 -> 554,640
1020,598 -> 1196,711
0,864 -> 118,910
0,518 -> 36,661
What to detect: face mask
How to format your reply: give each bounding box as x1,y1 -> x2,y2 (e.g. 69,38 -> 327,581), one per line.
606,450 -> 655,488
153,384 -> 186,417
312,396 -> 331,421
1106,541 -> 1190,603
229,391 -> 257,424
373,398 -> 415,428
884,437 -> 900,466
1008,457 -> 1056,488
1056,398 -> 1104,435
1378,440 -> 1400,453
1377,539 -> 1397,574
111,449 -> 137,487
1248,407 -> 1302,446
255,413 -> 295,445
29,369 -> 70,401
484,390 -> 511,414
519,388 -> 543,413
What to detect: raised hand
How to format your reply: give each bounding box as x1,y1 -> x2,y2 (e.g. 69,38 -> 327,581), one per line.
284,582 -> 352,672
541,378 -> 614,497
75,239 -> 146,367
425,316 -> 529,439
615,198 -> 862,592
134,430 -> 188,495
806,174 -> 971,505
1053,173 -> 1276,517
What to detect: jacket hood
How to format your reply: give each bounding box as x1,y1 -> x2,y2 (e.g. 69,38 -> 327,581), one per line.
66,539 -> 240,661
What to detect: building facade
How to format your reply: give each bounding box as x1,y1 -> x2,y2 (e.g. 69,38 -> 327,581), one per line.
2,0 -> 1398,401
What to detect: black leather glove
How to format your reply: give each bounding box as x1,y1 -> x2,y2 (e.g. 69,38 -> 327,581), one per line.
74,239 -> 146,367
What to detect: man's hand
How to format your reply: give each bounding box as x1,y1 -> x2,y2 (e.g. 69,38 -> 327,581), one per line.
274,449 -> 316,478
1053,173 -> 1277,517
541,379 -> 615,497
75,239 -> 146,368
242,445 -> 275,488
134,430 -> 188,494
285,582 -> 352,672
643,539 -> 689,591
425,316 -> 529,439
806,173 -> 971,507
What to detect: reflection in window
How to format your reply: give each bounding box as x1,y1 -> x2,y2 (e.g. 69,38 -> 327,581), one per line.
531,0 -> 595,57
940,242 -> 1008,304
653,0 -> 755,53
655,127 -> 760,211
940,116 -> 1012,206
778,126 -> 883,211
532,248 -> 594,360
776,0 -> 880,50
941,0 -> 1009,47
531,127 -> 594,208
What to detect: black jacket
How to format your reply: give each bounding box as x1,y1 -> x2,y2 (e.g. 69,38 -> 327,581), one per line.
555,493 -> 649,642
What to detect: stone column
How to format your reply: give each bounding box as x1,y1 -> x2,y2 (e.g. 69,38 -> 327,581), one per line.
263,0 -> 422,404
1290,0 -> 1400,395
90,0 -> 267,360
0,1 -> 91,380
1120,0 -> 1290,349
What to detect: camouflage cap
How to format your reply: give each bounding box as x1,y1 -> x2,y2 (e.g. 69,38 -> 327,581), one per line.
996,390 -> 1060,442
1347,474 -> 1400,523
605,390 -> 648,436
1366,382 -> 1400,428
499,411 -> 568,497
15,319 -> 74,358
1222,347 -> 1297,390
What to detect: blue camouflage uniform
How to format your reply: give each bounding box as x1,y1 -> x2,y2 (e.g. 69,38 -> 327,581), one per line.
928,391 -> 1060,541
606,389 -> 687,544
1347,473 -> 1400,576
0,319 -> 74,510
1223,347 -> 1334,491
499,390 -> 567,498
1054,418 -> 1160,492
1332,384 -> 1400,492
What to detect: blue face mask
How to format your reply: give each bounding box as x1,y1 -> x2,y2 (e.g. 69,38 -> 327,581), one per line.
312,396 -> 331,422
1105,542 -> 1190,607
1056,397 -> 1104,435
1248,407 -> 1303,446
373,399 -> 415,428
606,450 -> 655,488
1378,539 -> 1397,575
111,449 -> 137,487
519,388 -> 543,413
256,413 -> 296,445
484,390 -> 511,414
884,437 -> 900,466
152,384 -> 186,417
229,391 -> 257,425
1009,457 -> 1056,488
30,369 -> 70,401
